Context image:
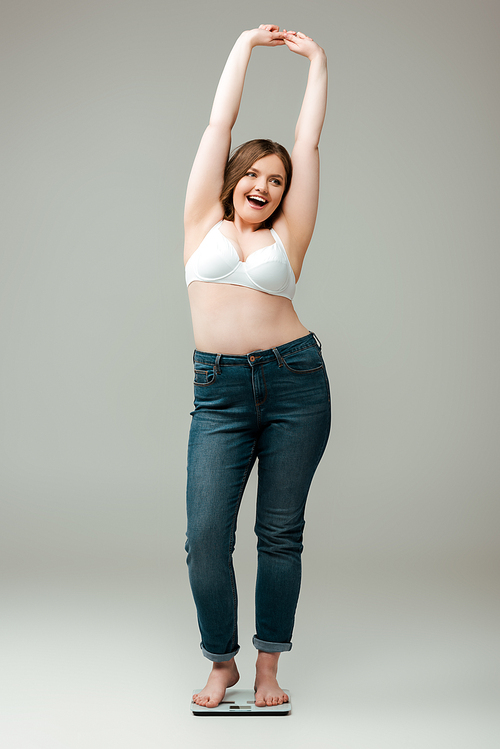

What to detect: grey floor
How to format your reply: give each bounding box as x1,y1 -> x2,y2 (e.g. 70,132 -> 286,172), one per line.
2,560 -> 499,749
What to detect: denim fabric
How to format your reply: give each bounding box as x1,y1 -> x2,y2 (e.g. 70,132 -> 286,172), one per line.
185,332 -> 331,662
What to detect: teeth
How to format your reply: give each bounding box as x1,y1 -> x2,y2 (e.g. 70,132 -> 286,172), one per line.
249,196 -> 267,204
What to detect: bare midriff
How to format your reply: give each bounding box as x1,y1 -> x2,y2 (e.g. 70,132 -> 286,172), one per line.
188,281 -> 309,355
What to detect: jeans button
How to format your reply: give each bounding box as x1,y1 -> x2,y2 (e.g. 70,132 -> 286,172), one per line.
249,355 -> 255,362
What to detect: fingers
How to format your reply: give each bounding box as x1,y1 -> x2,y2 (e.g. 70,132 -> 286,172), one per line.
257,25 -> 313,40
283,33 -> 299,48
253,24 -> 315,49
284,30 -> 312,40
256,24 -> 286,46
282,30 -> 319,58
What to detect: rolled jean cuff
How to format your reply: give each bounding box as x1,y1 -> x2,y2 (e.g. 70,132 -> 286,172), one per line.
201,643 -> 240,662
252,636 -> 292,653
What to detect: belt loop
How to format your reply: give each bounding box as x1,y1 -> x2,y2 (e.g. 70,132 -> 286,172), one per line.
272,347 -> 284,367
311,331 -> 322,350
214,353 -> 222,374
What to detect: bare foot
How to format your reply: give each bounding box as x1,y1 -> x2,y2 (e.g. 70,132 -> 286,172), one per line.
192,658 -> 240,708
254,651 -> 289,707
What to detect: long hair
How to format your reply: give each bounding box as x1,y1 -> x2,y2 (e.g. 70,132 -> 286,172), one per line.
220,139 -> 292,228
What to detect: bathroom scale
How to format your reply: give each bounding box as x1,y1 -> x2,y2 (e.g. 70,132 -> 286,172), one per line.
191,687 -> 291,715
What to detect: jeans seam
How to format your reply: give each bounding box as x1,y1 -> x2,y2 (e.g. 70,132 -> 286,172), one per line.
193,364 -> 217,386
252,365 -> 268,424
283,342 -> 317,356
228,439 -> 257,651
281,345 -> 324,374
282,362 -> 324,374
323,368 -> 331,403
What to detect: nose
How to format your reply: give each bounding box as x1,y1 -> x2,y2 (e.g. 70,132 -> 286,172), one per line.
255,177 -> 268,194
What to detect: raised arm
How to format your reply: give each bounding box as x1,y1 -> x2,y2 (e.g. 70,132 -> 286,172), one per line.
273,32 -> 328,269
184,26 -> 285,232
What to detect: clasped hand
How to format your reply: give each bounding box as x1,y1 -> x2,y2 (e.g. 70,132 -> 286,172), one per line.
246,24 -> 323,60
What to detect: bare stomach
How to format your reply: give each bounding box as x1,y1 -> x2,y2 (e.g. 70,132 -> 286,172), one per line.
188,282 -> 309,355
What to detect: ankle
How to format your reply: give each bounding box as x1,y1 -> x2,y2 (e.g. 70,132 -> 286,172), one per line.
255,651 -> 280,672
212,657 -> 236,671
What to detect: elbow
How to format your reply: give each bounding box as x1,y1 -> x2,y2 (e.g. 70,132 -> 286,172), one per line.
293,137 -> 321,152
207,117 -> 234,132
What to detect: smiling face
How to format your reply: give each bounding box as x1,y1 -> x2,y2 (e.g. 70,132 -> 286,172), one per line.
231,154 -> 287,225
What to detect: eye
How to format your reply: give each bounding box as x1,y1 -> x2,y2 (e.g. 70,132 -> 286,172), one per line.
246,171 -> 256,177
271,178 -> 282,186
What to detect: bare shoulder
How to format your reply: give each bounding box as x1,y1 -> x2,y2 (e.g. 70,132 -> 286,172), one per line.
184,208 -> 225,264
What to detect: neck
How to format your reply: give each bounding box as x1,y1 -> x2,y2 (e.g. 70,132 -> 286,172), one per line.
232,214 -> 266,234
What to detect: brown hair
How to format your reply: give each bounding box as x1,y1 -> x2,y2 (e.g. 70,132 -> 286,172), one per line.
220,139 -> 292,228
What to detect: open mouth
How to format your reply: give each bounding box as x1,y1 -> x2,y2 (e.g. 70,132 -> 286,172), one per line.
247,195 -> 268,209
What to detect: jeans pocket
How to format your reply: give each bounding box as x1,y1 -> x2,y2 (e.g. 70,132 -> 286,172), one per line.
193,365 -> 217,386
282,346 -> 324,374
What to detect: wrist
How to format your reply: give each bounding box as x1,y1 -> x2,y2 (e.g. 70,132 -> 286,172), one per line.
240,29 -> 258,48
308,46 -> 326,63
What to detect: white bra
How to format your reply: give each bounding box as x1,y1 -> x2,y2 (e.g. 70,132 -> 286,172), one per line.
185,221 -> 296,300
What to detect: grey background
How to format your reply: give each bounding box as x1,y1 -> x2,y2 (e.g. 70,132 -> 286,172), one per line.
1,0 -> 499,747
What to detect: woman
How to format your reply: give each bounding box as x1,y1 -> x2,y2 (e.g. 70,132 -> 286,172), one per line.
184,24 -> 329,708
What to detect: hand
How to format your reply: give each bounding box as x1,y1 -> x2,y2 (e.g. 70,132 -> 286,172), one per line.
245,24 -> 285,48
283,30 -> 324,60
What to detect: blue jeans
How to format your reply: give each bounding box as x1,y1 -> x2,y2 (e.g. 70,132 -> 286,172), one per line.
185,332 -> 331,662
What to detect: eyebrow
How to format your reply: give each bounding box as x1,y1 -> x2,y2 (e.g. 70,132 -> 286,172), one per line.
249,167 -> 284,180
